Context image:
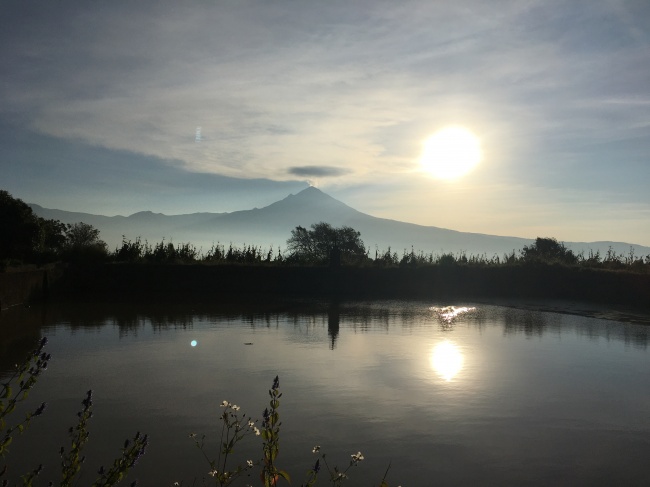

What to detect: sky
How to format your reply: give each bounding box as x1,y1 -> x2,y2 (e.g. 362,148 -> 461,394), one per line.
1,0 -> 649,245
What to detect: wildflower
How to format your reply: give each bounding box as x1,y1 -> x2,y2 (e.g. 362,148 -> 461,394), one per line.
253,426 -> 261,436
312,445 -> 321,453
173,483 -> 180,486
272,375 -> 280,390
232,404 -> 241,411
188,433 -> 197,439
247,460 -> 253,467
220,400 -> 230,408
336,472 -> 348,479
208,469 -> 218,477
248,420 -> 255,428
312,459 -> 321,473
351,451 -> 364,463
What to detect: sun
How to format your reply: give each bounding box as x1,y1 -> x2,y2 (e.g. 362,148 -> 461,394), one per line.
420,126 -> 482,180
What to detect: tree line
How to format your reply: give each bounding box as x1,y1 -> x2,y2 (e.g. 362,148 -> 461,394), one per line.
2,190 -> 649,271
0,190 -> 107,265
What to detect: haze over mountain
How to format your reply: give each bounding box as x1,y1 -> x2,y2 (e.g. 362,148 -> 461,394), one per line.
30,187 -> 650,259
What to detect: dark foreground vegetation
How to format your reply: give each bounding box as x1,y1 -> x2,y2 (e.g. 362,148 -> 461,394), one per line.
2,340 -> 393,486
2,190 -> 650,307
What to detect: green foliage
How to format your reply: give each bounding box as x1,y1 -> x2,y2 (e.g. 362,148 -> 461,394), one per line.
0,190 -> 110,265
148,240 -> 198,263
521,237 -> 577,265
114,237 -> 146,262
189,401 -> 259,486
286,223 -> 367,265
64,222 -> 105,250
0,338 -> 49,461
59,390 -> 94,486
261,376 -> 290,486
35,219 -> 68,261
0,190 -> 42,261
183,377 -> 399,487
60,222 -> 109,263
91,430 -> 148,487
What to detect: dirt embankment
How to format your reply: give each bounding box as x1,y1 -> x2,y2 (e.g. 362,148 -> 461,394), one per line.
61,263 -> 650,308
0,263 -> 66,311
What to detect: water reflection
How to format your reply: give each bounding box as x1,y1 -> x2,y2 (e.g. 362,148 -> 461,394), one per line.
327,302 -> 340,349
430,341 -> 464,381
1,299 -> 649,376
1,299 -> 650,486
430,306 -> 476,329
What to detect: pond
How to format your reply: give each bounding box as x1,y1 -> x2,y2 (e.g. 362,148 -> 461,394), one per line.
1,298 -> 649,486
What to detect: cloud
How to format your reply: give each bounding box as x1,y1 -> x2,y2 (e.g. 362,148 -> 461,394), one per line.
287,166 -> 351,178
1,0 -> 649,245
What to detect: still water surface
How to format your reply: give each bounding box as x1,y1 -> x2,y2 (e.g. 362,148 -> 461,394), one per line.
1,299 -> 649,486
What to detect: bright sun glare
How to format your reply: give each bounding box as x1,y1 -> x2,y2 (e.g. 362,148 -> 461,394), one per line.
430,341 -> 464,381
420,126 -> 482,180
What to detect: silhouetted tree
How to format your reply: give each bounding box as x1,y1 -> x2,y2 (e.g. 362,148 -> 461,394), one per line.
286,222 -> 366,265
521,237 -> 577,265
0,190 -> 43,261
62,222 -> 107,262
64,222 -> 104,249
36,218 -> 68,260
0,190 -> 111,264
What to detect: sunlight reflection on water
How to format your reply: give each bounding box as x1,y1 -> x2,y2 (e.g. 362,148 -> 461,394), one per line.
430,305 -> 477,324
2,300 -> 649,486
431,340 -> 464,381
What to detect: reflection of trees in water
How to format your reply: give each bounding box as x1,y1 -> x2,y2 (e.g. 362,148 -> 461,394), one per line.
2,300 -> 647,361
622,327 -> 650,350
0,305 -> 48,378
573,319 -> 649,351
502,308 -> 550,337
327,301 -> 340,350
0,331 -> 42,379
496,306 -> 649,349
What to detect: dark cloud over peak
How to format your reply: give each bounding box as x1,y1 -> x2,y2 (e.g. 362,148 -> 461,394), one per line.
288,166 -> 351,178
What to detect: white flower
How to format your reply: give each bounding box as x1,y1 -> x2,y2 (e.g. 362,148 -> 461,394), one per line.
248,420 -> 255,428
208,469 -> 218,477
351,451 -> 364,463
220,400 -> 230,408
312,445 -> 321,453
173,483 -> 180,486
247,460 -> 253,467
253,426 -> 261,436
336,472 -> 348,479
232,404 -> 241,411
188,433 -> 197,438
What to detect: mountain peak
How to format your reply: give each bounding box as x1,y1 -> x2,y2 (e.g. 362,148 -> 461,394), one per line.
288,186 -> 329,200
268,186 -> 358,214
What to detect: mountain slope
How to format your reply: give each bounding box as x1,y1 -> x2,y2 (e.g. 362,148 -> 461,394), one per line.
30,188 -> 650,257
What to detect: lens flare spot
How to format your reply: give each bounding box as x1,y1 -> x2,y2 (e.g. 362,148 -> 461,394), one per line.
190,340 -> 198,347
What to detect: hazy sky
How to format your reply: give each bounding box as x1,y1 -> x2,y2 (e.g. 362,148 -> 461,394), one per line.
1,1 -> 649,245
